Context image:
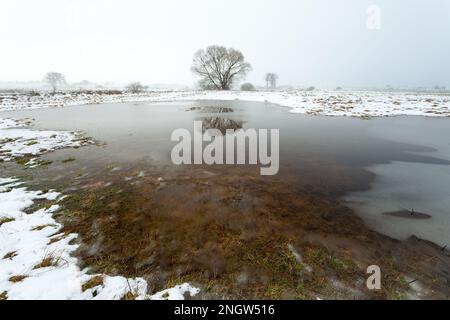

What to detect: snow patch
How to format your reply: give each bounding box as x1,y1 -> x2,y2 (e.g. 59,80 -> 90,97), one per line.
0,178 -> 199,300
0,118 -> 91,165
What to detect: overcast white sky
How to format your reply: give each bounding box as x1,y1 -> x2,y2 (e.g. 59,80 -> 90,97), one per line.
1,0 -> 449,87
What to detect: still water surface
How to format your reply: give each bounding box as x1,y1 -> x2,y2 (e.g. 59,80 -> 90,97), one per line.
2,100 -> 450,246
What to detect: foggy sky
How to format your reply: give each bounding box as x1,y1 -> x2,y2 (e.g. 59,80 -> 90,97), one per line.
1,0 -> 449,88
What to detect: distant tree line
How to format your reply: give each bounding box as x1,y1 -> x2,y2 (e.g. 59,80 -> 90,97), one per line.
44,45 -> 284,92
126,82 -> 147,93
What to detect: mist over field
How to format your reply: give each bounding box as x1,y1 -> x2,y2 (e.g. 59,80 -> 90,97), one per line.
1,0 -> 449,88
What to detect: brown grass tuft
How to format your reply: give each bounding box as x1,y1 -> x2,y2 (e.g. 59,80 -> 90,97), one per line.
121,291 -> 137,300
48,234 -> 67,245
2,251 -> 18,260
31,224 -> 57,231
9,275 -> 27,283
82,276 -> 104,292
0,291 -> 8,300
33,254 -> 59,269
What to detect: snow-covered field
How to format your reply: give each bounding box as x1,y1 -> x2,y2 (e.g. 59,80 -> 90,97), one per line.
1,90 -> 450,117
0,178 -> 200,300
0,118 -> 91,166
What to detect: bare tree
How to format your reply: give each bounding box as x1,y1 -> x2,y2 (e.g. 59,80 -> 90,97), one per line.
264,73 -> 278,89
265,74 -> 271,88
270,73 -> 278,89
126,82 -> 147,93
191,45 -> 252,90
43,72 -> 66,92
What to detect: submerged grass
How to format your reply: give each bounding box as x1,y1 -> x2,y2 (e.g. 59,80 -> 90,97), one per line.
48,165 -> 450,299
56,169 -> 357,298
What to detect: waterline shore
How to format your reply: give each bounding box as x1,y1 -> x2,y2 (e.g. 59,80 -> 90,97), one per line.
1,90 -> 450,118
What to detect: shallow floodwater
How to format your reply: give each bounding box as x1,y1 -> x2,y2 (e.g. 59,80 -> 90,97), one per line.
345,117 -> 450,247
2,100 -> 450,246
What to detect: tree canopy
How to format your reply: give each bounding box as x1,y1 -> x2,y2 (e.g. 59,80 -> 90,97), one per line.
191,45 -> 251,90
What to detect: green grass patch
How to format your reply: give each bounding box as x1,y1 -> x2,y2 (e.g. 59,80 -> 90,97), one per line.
0,217 -> 14,226
25,140 -> 38,146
